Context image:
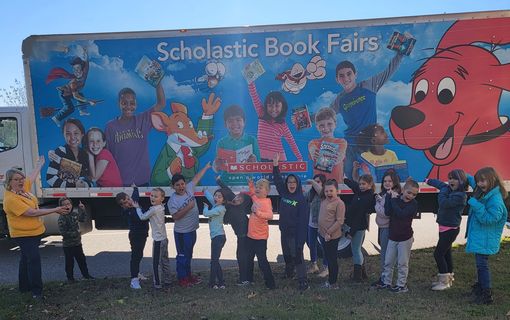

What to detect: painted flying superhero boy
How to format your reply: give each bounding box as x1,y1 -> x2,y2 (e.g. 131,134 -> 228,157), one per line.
46,47 -> 97,127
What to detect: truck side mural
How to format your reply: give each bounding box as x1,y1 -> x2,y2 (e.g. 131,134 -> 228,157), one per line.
23,15 -> 510,189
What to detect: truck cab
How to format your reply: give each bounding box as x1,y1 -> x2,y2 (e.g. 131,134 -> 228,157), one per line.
0,106 -> 92,238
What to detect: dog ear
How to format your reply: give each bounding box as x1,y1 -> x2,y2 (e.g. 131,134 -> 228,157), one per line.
438,18 -> 510,50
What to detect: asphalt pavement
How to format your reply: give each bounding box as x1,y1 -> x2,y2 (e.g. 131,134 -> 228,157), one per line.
1,215 -> 508,285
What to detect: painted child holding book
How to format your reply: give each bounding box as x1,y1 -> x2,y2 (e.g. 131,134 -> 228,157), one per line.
214,105 -> 260,185
308,107 -> 347,183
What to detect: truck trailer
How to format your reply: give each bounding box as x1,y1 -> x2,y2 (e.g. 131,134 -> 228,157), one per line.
1,10 -> 510,236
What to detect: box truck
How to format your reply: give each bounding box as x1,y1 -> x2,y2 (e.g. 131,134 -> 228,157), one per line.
2,10 -> 510,236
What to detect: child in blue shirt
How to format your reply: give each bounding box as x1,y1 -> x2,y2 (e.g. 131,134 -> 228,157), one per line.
204,188 -> 228,288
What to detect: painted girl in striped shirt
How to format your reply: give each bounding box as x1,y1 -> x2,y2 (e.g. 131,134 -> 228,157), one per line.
248,81 -> 302,162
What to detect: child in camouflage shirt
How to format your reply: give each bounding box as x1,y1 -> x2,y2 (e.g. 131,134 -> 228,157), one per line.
58,197 -> 94,282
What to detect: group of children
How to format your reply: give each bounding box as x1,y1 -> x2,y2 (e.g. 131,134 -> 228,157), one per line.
58,162 -> 508,306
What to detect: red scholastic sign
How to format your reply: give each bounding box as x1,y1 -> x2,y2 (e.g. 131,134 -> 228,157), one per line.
226,161 -> 308,173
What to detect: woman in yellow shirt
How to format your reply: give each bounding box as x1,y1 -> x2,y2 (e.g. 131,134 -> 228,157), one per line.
3,156 -> 66,299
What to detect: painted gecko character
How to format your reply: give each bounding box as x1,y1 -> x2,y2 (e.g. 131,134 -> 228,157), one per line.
150,93 -> 221,186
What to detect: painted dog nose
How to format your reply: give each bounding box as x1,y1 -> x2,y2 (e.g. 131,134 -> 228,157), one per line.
391,106 -> 425,130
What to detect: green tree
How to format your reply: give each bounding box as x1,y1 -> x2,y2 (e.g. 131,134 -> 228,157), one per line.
0,78 -> 27,106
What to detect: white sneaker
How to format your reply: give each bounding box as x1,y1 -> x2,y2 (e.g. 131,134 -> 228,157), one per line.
130,277 -> 141,289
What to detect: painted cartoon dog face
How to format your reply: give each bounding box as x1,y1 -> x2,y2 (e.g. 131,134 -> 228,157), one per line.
390,45 -> 505,166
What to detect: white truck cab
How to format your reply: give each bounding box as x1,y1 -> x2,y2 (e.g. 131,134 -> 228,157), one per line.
0,106 -> 92,238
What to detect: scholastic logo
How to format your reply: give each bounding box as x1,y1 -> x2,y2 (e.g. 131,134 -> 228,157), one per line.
227,161 -> 308,173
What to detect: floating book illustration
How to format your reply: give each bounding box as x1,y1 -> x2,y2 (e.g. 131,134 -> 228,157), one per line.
292,105 -> 312,130
135,56 -> 165,87
242,59 -> 265,83
387,31 -> 416,56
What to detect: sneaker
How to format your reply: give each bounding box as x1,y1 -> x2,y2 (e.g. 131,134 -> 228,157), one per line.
83,275 -> 95,280
138,273 -> 148,281
371,279 -> 391,290
154,284 -> 163,289
67,277 -> 76,283
178,278 -> 191,288
298,281 -> 309,291
318,266 -> 329,278
236,280 -> 251,286
130,278 -> 141,290
391,285 -> 409,293
321,281 -> 339,289
219,285 -> 226,289
211,285 -> 219,289
307,263 -> 320,274
188,275 -> 202,286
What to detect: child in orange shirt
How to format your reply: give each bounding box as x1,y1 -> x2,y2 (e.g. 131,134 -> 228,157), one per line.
245,178 -> 276,289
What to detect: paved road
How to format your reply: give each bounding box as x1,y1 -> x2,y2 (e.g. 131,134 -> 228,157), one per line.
1,215 -> 508,285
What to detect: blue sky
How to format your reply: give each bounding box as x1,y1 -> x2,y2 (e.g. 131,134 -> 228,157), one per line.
1,0 -> 509,92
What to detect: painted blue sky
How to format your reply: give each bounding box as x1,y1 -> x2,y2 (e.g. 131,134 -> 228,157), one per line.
1,0 -> 509,92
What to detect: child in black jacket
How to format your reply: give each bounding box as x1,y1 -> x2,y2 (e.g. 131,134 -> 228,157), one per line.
215,177 -> 253,285
344,174 -> 375,281
273,153 -> 310,291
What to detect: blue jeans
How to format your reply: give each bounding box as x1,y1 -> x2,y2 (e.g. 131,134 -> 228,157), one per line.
378,227 -> 389,271
475,254 -> 491,289
174,230 -> 197,280
307,226 -> 321,263
344,144 -> 359,180
14,236 -> 43,296
351,230 -> 366,265
317,233 -> 328,267
210,235 -> 226,286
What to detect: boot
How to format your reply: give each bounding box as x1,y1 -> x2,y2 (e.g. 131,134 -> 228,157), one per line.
361,264 -> 368,280
431,273 -> 450,291
475,288 -> 493,305
431,273 -> 449,286
353,264 -> 362,282
448,272 -> 455,287
469,282 -> 482,298
307,262 -> 319,274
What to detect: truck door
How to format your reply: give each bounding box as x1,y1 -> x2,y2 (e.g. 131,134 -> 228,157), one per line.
0,111 -> 24,236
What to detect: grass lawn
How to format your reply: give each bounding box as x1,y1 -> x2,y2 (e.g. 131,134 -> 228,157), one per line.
1,238 -> 509,320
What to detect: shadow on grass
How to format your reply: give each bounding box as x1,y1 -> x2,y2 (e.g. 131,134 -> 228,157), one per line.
1,239 -> 509,320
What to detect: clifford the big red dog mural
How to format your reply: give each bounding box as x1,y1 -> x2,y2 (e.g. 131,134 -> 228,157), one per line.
390,18 -> 510,180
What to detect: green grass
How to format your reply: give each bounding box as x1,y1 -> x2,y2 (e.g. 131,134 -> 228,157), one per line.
1,239 -> 509,320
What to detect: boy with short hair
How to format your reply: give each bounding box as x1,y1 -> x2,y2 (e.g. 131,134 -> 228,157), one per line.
135,187 -> 171,289
215,105 -> 260,185
245,178 -> 276,289
57,197 -> 94,282
330,53 -> 403,179
167,162 -> 211,287
308,107 -> 347,182
116,187 -> 149,289
374,179 -> 419,293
